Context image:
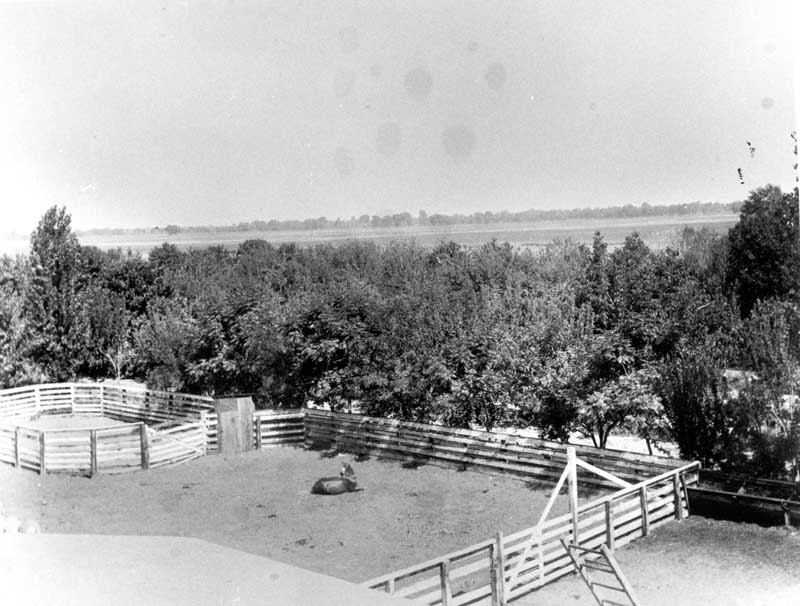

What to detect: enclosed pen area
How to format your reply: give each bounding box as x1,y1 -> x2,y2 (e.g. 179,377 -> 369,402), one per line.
0,383 -> 213,475
305,409 -> 700,605
0,383 -> 306,476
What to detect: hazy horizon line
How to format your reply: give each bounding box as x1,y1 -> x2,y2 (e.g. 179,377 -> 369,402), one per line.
2,198 -> 746,239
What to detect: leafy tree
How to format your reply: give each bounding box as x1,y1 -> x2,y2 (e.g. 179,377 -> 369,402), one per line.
0,255 -> 44,386
657,341 -> 746,468
133,297 -> 199,390
24,206 -> 87,380
576,367 -> 666,451
285,280 -> 387,409
727,185 -> 800,316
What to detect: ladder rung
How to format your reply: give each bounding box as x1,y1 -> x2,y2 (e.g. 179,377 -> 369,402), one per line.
601,601 -> 632,606
591,581 -> 628,593
583,561 -> 615,573
570,544 -> 606,556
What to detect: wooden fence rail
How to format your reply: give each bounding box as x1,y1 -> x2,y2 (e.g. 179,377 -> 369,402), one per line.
254,410 -> 304,450
305,409 -> 692,488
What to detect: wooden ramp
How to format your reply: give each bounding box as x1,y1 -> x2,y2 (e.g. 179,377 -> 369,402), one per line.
561,539 -> 641,606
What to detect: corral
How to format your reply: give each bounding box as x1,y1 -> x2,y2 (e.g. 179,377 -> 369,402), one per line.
0,383 -> 303,475
2,383 -> 799,605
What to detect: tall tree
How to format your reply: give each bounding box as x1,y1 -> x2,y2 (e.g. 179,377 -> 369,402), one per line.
24,206 -> 87,380
0,255 -> 44,387
727,185 -> 800,316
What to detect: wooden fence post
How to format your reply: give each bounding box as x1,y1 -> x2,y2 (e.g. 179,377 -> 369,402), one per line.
38,431 -> 46,476
604,499 -> 615,551
537,527 -> 544,581
673,473 -> 684,520
14,426 -> 20,469
439,560 -> 452,606
640,485 -> 649,536
490,542 -> 499,606
385,578 -> 395,594
34,386 -> 41,415
255,416 -> 263,450
99,384 -> 105,416
199,411 -> 208,455
90,429 -> 98,477
567,446 -> 579,543
70,383 -> 76,414
140,423 -> 150,470
491,531 -> 506,606
680,474 -> 690,516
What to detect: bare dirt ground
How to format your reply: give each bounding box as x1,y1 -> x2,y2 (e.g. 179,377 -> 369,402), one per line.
2,446 -> 799,605
0,447 -> 588,582
524,518 -> 800,606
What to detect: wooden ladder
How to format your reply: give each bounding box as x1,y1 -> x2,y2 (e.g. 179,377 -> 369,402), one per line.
560,539 -> 641,606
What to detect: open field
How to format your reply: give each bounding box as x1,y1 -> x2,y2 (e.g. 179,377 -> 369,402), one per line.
1,214 -> 738,258
2,445 -> 797,605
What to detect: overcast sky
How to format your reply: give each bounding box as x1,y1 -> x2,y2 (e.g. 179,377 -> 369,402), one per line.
0,0 -> 797,233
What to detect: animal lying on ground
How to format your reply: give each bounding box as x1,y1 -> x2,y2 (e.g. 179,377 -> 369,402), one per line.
311,462 -> 359,495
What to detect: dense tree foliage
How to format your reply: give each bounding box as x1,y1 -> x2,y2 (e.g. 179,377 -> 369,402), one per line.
727,185 -> 800,317
2,188 -> 798,479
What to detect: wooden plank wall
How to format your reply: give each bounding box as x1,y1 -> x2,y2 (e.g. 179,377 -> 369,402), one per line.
72,384 -> 103,415
254,410 -> 304,449
95,424 -> 146,473
365,462 -> 699,606
149,420 -> 207,469
42,428 -> 93,473
203,412 -> 219,452
305,410 -> 691,489
101,385 -> 214,424
0,422 -> 41,472
202,410 -> 305,452
0,385 -> 40,419
35,384 -> 75,416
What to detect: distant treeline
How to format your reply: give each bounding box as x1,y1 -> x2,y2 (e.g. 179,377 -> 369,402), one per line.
79,200 -> 743,236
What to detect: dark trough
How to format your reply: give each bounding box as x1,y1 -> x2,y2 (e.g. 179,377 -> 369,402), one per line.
687,470 -> 800,527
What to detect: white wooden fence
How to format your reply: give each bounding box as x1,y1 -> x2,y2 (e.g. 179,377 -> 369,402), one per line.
0,383 -> 304,474
365,460 -> 698,605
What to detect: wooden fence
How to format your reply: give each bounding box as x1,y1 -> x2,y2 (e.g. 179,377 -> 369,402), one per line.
306,410 -> 700,604
305,409 -> 690,488
254,409 -> 304,449
201,409 -> 304,453
365,461 -> 699,605
148,419 -> 208,469
0,384 -> 305,474
0,383 -> 214,421
0,383 -> 214,475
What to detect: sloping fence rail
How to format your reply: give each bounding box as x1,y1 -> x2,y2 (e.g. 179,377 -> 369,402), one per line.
305,409 -> 688,488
